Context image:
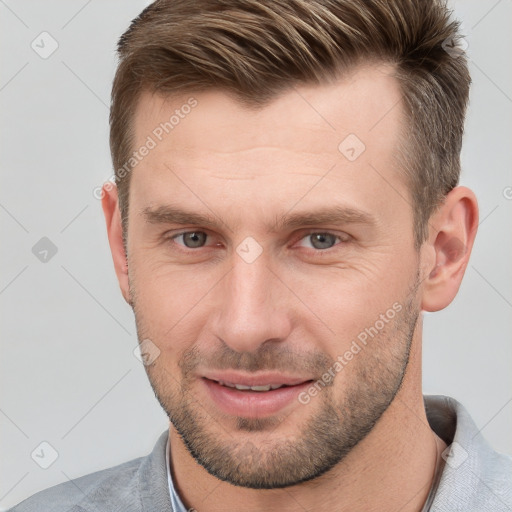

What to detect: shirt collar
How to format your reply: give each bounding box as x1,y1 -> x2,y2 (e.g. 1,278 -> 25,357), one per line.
166,435 -> 188,512
163,396 -> 509,511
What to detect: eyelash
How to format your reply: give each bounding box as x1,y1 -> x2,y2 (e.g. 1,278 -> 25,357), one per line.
166,230 -> 349,253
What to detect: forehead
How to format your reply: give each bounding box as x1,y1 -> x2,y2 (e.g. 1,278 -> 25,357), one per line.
128,63 -> 410,231
133,62 -> 403,153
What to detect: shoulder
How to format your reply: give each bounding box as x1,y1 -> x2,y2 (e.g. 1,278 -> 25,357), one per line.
436,448 -> 512,512
7,430 -> 171,512
7,456 -> 144,512
470,435 -> 512,510
425,394 -> 512,511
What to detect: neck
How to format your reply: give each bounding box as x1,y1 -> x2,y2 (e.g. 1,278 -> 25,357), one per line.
168,330 -> 446,511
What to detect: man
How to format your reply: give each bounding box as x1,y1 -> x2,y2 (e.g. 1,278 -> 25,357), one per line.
9,0 -> 512,511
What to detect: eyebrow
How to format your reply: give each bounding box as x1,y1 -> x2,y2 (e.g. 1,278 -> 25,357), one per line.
142,204 -> 377,232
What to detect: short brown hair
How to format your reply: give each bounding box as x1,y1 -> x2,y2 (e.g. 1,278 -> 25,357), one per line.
110,0 -> 470,248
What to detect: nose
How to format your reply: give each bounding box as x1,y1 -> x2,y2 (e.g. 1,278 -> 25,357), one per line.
211,253 -> 293,354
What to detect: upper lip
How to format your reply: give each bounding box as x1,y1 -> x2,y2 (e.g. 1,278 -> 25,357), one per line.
202,371 -> 313,387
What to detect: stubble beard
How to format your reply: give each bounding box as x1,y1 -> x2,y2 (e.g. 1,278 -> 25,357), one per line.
131,277 -> 420,489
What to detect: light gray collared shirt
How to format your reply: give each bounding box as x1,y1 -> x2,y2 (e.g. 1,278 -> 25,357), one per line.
9,395 -> 512,511
163,395 -> 512,512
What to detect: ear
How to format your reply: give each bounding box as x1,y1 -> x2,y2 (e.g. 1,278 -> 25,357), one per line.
421,186 -> 479,312
101,182 -> 131,305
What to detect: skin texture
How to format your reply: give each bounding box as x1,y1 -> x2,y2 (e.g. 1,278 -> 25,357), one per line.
103,63 -> 479,511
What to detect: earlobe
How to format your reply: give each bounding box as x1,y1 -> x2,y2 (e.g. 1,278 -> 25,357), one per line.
421,187 -> 479,312
101,182 -> 131,305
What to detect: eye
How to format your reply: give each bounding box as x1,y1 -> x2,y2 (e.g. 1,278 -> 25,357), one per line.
296,232 -> 346,250
171,231 -> 209,249
167,230 -> 348,252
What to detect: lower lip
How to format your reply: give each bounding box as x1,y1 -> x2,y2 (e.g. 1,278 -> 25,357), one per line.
202,378 -> 312,418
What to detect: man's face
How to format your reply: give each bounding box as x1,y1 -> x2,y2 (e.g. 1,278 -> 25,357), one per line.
126,64 -> 424,488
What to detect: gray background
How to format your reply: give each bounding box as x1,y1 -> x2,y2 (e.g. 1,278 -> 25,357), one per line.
0,0 -> 511,509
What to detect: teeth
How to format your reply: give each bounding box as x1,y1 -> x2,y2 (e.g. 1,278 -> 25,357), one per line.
247,384 -> 272,391
216,380 -> 285,391
234,384 -> 252,390
217,380 -> 236,388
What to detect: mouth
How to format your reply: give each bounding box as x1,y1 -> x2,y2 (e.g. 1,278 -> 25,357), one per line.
201,374 -> 314,418
209,379 -> 297,392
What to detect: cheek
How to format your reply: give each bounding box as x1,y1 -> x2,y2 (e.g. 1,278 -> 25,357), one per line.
293,265 -> 413,357
130,261 -> 220,345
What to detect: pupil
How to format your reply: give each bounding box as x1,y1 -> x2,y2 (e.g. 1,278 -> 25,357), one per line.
185,232 -> 206,248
